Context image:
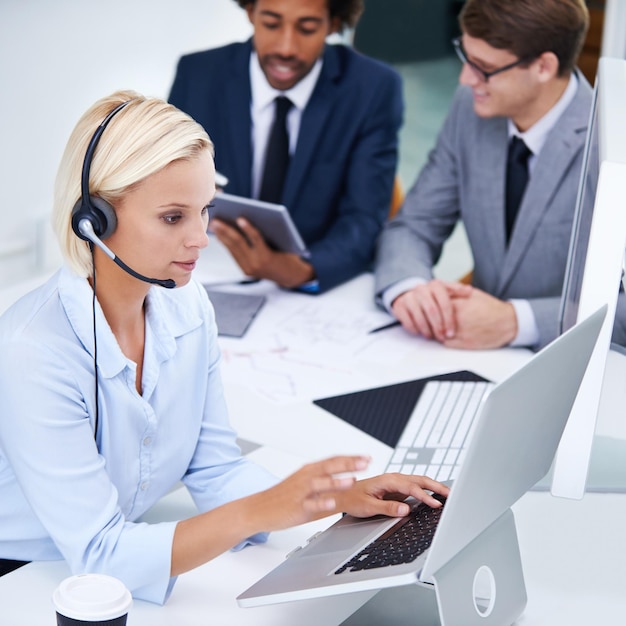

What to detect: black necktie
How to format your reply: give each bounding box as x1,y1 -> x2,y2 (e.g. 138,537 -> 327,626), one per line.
259,96 -> 293,203
505,136 -> 532,243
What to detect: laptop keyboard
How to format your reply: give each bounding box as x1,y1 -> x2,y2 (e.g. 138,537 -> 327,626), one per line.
334,494 -> 446,574
335,381 -> 492,576
385,380 -> 494,482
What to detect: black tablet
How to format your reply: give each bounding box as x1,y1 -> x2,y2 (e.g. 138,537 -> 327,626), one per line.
210,192 -> 309,257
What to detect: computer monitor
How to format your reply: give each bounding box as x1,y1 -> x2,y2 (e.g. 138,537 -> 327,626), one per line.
601,0 -> 626,60
551,57 -> 626,500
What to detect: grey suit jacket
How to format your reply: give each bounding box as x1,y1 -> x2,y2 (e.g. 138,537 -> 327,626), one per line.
375,75 -> 625,350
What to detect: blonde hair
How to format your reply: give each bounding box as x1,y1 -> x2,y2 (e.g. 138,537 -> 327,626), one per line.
53,89 -> 214,276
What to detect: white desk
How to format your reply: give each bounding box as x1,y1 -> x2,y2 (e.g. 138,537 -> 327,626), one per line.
2,241 -> 626,625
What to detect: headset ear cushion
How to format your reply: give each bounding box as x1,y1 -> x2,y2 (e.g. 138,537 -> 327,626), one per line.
71,196 -> 117,241
89,196 -> 117,240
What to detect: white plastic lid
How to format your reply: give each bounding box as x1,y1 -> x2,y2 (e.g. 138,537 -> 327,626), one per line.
52,574 -> 132,621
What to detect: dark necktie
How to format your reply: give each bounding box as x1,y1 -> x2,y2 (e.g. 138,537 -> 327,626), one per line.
505,136 -> 532,243
259,96 -> 293,203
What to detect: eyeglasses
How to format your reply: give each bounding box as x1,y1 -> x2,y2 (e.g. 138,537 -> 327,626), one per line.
452,37 -> 530,83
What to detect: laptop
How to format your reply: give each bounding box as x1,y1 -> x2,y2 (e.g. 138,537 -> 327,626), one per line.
237,305 -> 606,607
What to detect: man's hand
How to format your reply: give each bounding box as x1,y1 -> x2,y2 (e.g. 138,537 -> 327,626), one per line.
391,281 -> 518,349
210,217 -> 314,288
391,279 -> 472,342
443,288 -> 518,349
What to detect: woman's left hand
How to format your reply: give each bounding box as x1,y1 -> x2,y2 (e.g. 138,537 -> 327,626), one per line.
335,473 -> 450,518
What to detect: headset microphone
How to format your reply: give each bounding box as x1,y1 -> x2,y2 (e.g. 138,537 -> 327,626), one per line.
77,219 -> 176,289
71,99 -> 176,289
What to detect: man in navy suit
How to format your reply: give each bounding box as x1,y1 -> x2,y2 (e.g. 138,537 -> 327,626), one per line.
169,0 -> 403,293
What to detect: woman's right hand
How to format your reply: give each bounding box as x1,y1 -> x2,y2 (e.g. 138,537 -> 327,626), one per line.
249,455 -> 372,532
249,455 -> 450,532
172,456 -> 448,577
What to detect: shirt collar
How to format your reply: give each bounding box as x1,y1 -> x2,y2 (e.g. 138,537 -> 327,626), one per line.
508,72 -> 578,155
58,266 -> 203,379
249,50 -> 323,114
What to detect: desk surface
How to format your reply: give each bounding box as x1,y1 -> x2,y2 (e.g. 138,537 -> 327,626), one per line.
2,240 -> 626,625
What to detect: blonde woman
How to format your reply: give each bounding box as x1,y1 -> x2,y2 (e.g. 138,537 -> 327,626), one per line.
0,91 -> 447,603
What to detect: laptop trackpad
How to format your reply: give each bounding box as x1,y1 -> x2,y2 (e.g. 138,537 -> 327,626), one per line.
303,518 -> 392,557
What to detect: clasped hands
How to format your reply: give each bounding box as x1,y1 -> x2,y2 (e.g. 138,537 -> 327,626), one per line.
391,279 -> 519,349
210,217 -> 314,289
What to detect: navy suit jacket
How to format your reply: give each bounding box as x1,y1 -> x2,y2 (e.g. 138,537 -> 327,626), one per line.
169,40 -> 403,292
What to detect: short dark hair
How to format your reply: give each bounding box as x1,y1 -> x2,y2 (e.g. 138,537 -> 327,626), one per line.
459,0 -> 589,77
235,0 -> 364,30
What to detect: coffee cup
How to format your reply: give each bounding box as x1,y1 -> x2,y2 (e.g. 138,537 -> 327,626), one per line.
52,574 -> 132,625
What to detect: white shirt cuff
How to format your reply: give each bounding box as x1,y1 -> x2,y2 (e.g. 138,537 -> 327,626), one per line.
509,299 -> 539,347
381,277 -> 427,313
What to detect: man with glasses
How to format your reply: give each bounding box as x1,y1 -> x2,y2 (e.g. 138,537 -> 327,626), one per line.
375,0 -> 591,351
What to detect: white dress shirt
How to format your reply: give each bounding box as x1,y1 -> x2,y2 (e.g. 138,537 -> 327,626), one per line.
249,51 -> 322,198
0,266 -> 277,604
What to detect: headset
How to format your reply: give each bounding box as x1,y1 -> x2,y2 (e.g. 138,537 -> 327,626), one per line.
71,100 -> 176,289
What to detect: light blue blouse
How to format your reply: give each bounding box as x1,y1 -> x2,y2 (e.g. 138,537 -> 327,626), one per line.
0,266 -> 277,603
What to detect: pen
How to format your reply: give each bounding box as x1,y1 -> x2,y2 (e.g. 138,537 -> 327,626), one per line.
368,320 -> 401,334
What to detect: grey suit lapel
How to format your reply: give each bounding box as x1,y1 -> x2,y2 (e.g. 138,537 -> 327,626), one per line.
282,45 -> 340,210
496,79 -> 590,295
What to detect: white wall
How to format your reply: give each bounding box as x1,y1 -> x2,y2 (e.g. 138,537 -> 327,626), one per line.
0,0 -> 252,286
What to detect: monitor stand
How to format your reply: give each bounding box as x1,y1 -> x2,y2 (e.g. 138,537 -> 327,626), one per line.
341,509 -> 526,626
534,346 -> 626,493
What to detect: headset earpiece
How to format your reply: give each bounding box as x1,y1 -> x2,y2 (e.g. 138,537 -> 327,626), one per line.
70,98 -> 176,290
71,99 -> 131,243
71,194 -> 117,242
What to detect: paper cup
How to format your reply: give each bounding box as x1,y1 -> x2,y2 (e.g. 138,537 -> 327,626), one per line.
52,574 -> 132,625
